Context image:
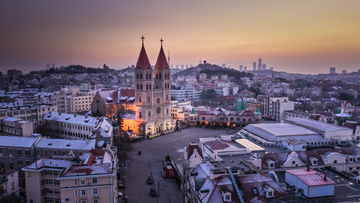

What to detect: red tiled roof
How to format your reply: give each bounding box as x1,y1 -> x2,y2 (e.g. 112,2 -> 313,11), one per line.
204,138 -> 231,151
187,144 -> 204,160
343,121 -> 358,134
136,45 -> 151,70
285,169 -> 335,186
154,46 -> 169,70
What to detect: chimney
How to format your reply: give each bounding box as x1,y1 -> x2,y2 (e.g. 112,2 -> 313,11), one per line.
307,166 -> 310,171
324,175 -> 327,181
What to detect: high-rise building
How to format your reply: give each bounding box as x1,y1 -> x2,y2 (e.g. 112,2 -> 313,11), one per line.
342,70 -> 347,74
258,58 -> 262,70
222,63 -> 226,68
263,64 -> 266,70
244,66 -> 247,71
239,65 -> 243,71
51,63 -> 55,68
330,67 -> 336,74
253,62 -> 256,71
46,63 -> 50,70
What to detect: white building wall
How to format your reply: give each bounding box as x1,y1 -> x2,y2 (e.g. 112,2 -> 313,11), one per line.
308,185 -> 334,198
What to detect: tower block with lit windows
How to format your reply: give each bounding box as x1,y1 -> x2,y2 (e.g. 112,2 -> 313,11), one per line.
134,37 -> 172,136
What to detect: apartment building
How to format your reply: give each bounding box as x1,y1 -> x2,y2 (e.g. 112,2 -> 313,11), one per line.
171,86 -> 201,101
52,88 -> 96,114
42,112 -> 113,145
261,96 -> 294,121
0,117 -> 33,137
0,136 -> 40,171
23,149 -> 117,203
0,104 -> 57,130
0,136 -> 95,171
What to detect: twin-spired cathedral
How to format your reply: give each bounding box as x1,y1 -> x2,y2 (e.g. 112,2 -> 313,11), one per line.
92,37 -> 172,136
134,37 -> 172,135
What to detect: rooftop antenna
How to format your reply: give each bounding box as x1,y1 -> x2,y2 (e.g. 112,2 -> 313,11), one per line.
168,49 -> 170,66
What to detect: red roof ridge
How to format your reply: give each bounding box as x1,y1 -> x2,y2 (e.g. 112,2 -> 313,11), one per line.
154,46 -> 169,70
136,45 -> 151,70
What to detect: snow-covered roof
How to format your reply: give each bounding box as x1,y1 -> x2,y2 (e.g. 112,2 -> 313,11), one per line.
35,139 -> 95,150
3,117 -> 21,122
43,112 -> 98,127
285,118 -> 353,133
0,136 -> 40,148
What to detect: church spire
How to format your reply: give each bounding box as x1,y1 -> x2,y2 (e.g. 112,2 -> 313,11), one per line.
154,38 -> 169,70
136,36 -> 151,70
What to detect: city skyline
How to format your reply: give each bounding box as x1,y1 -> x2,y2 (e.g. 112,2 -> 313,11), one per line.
1,0 -> 360,74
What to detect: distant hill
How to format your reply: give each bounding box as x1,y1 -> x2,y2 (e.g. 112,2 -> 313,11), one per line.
173,63 -> 252,80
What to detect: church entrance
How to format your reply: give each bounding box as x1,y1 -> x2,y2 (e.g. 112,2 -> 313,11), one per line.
155,120 -> 163,133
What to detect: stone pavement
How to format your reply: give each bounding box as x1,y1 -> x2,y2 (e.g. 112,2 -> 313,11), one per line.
119,128 -> 229,203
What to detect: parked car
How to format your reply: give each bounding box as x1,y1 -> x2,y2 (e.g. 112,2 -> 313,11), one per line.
118,183 -> 125,189
117,192 -> 123,197
150,188 -> 157,197
147,176 -> 154,185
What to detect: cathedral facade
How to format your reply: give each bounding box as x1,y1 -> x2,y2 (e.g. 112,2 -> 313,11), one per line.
135,37 -> 172,136
92,37 -> 172,136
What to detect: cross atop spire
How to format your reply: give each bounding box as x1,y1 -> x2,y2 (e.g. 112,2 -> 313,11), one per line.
141,35 -> 145,46
160,38 -> 163,47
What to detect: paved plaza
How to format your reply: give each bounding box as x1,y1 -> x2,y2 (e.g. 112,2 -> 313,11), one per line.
118,127 -> 229,203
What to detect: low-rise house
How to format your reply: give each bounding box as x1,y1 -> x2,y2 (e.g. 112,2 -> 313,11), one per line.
285,168 -> 335,198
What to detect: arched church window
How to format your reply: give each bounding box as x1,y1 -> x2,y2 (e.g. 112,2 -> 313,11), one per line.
140,84 -> 143,89
139,97 -> 142,102
148,96 -> 150,102
159,74 -> 161,79
137,74 -> 139,79
140,74 -> 143,79
148,112 -> 151,117
137,84 -> 139,89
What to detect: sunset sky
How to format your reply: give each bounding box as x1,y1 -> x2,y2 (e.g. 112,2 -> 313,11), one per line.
1,0 -> 360,74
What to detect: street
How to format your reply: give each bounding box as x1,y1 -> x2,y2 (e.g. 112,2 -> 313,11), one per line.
118,127 -> 229,203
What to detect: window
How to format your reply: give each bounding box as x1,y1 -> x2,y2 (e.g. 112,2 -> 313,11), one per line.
93,200 -> 99,203
166,94 -> 168,100
65,198 -> 70,202
92,178 -> 98,184
225,195 -> 231,200
74,190 -> 78,197
148,112 -> 151,117
268,191 -> 273,196
74,179 -> 78,186
139,112 -> 142,118
92,188 -> 98,195
17,150 -> 22,155
81,189 -> 86,196
157,98 -> 160,104
334,160 -> 337,164
148,96 -> 150,102
18,160 -> 23,165
80,178 -> 86,185
292,161 -> 295,164
139,97 -> 141,102
54,180 -> 60,185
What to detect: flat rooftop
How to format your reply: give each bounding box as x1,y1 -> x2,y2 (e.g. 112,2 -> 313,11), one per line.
243,123 -> 321,142
285,118 -> 353,132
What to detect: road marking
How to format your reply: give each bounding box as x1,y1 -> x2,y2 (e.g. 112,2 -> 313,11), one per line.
346,195 -> 360,198
347,185 -> 358,191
